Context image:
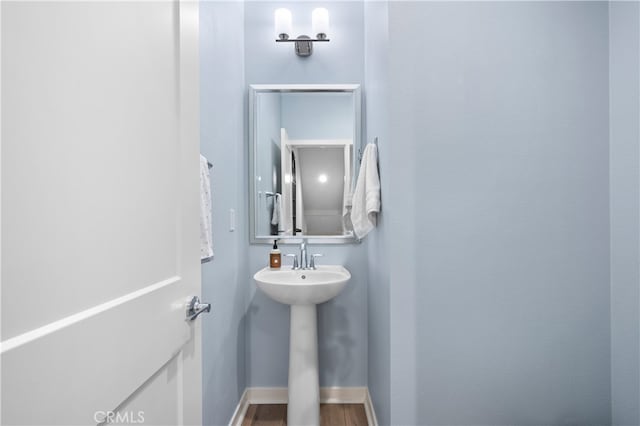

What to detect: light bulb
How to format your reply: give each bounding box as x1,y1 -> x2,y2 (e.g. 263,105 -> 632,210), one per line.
275,8 -> 292,40
312,8 -> 329,39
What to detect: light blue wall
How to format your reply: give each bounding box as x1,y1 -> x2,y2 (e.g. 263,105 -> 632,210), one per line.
200,2 -> 248,425
388,2 -> 611,425
244,1 -> 368,388
610,2 -> 640,425
364,1 -> 390,426
281,93 -> 353,140
200,3 -> 639,425
244,2 -> 363,85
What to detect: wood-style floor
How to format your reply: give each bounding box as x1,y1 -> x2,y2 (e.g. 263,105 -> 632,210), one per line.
241,403 -> 368,426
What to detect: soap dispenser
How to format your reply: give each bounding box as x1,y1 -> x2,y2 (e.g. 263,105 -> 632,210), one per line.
269,240 -> 281,269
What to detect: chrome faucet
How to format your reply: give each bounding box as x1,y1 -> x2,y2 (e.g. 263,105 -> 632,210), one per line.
299,240 -> 308,270
295,240 -> 323,270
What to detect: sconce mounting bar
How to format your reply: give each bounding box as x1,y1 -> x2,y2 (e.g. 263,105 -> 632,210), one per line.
276,36 -> 330,57
275,38 -> 331,43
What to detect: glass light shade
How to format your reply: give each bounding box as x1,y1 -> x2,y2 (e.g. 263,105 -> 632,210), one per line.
312,8 -> 329,38
275,8 -> 292,39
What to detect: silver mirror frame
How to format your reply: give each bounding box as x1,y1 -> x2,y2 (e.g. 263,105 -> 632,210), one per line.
249,84 -> 362,244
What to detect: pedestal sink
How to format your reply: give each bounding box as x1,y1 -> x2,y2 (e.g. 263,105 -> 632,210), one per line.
253,265 -> 351,426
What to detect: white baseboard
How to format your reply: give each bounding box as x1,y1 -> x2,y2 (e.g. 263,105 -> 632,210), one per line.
229,387 -> 378,426
364,388 -> 379,426
244,387 -> 288,404
228,388 -> 249,426
321,386 -> 368,404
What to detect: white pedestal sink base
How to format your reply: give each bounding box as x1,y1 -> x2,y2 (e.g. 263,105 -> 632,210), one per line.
253,266 -> 351,426
288,304 -> 320,426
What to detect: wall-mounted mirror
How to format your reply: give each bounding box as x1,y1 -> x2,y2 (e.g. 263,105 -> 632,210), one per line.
249,84 -> 361,243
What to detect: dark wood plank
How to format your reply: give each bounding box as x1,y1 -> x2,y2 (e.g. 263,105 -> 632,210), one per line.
253,404 -> 287,426
244,403 -> 367,426
320,403 -> 346,426
242,405 -> 258,426
343,404 -> 368,426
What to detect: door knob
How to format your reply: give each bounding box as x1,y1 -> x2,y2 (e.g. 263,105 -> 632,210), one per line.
186,296 -> 211,321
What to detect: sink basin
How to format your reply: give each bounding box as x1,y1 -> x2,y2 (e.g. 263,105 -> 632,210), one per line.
253,264 -> 351,426
253,265 -> 351,305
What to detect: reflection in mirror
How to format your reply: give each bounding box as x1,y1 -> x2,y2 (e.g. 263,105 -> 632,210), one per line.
250,85 -> 360,242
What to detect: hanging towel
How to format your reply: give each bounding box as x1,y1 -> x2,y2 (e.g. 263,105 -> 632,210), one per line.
200,155 -> 213,262
271,193 -> 284,234
342,191 -> 353,233
342,144 -> 353,234
350,143 -> 380,239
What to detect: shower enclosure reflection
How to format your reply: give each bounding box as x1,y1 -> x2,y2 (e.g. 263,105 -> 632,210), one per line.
249,85 -> 361,242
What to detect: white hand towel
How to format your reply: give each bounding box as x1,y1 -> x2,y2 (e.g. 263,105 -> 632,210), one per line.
342,144 -> 353,234
200,155 -> 213,261
271,193 -> 283,233
342,189 -> 353,233
350,144 -> 380,239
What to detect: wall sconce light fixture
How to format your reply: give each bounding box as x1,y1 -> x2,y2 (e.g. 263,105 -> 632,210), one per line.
275,8 -> 330,57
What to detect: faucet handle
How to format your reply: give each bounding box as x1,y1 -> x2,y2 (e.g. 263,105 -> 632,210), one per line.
284,253 -> 299,270
309,254 -> 323,269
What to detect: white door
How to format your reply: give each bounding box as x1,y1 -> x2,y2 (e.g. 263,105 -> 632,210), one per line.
280,128 -> 293,236
1,1 -> 202,425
